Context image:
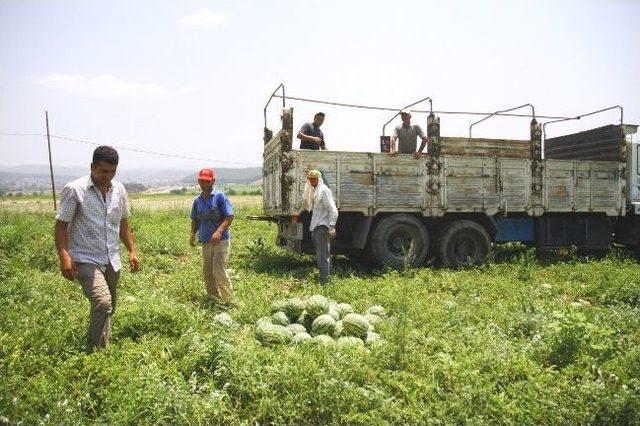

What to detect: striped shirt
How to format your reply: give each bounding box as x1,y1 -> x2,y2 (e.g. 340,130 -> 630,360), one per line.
56,175 -> 130,271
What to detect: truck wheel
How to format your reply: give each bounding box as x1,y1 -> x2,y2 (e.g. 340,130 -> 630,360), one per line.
438,220 -> 491,268
369,214 -> 429,268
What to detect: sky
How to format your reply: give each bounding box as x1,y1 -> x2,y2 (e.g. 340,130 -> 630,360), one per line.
1,0 -> 639,171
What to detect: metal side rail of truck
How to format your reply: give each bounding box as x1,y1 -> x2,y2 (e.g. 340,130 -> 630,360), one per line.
259,94 -> 639,268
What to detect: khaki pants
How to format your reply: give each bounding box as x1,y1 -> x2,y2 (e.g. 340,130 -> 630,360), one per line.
202,239 -> 233,302
76,263 -> 120,349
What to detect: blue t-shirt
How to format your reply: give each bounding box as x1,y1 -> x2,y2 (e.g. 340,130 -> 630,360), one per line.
190,191 -> 234,243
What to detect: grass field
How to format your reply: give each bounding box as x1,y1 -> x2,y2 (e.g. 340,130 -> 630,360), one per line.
1,194 -> 640,424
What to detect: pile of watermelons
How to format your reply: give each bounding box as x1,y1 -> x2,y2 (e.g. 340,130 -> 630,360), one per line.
254,294 -> 387,348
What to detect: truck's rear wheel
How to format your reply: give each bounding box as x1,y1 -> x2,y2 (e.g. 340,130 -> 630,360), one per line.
438,220 -> 491,268
368,214 -> 429,268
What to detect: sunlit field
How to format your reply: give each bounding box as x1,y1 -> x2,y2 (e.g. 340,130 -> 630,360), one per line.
1,194 -> 639,424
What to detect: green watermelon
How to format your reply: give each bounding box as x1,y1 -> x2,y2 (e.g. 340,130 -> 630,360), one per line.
333,320 -> 344,338
213,312 -> 234,328
365,331 -> 381,346
270,299 -> 288,313
312,334 -> 335,347
337,336 -> 365,348
297,310 -> 313,331
256,324 -> 293,345
271,311 -> 290,326
367,305 -> 387,317
365,313 -> 382,328
342,313 -> 370,339
286,323 -> 307,335
328,307 -> 340,321
291,332 -> 312,344
306,295 -> 330,318
335,303 -> 355,318
283,298 -> 306,321
311,314 -> 336,336
255,316 -> 272,328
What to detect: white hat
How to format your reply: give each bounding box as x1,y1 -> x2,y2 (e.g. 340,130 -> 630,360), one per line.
399,109 -> 412,117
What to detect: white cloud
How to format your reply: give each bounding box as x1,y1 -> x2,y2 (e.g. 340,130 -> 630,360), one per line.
179,10 -> 231,27
35,74 -> 168,98
178,85 -> 198,95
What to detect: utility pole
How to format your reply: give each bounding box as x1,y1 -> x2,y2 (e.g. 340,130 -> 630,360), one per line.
45,111 -> 57,210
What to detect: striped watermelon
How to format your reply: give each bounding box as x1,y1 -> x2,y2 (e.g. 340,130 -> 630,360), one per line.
286,323 -> 307,335
256,324 -> 293,345
312,334 -> 335,347
283,298 -> 306,322
365,313 -> 382,329
255,316 -> 272,328
306,295 -> 330,318
335,303 -> 355,319
270,299 -> 288,313
365,331 -> 381,346
333,320 -> 344,338
342,313 -> 370,339
311,314 -> 336,336
337,336 -> 365,348
367,305 -> 387,317
271,311 -> 290,326
328,307 -> 340,321
292,332 -> 312,344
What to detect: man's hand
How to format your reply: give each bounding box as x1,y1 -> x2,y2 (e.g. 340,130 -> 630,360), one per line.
312,136 -> 323,145
210,230 -> 223,244
189,231 -> 196,246
413,151 -> 424,159
328,227 -> 337,240
388,150 -> 398,156
59,252 -> 76,280
129,250 -> 140,272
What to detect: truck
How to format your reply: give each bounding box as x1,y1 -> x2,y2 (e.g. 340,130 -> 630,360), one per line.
260,91 -> 639,268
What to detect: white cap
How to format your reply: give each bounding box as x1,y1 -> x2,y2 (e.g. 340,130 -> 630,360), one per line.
399,109 -> 412,117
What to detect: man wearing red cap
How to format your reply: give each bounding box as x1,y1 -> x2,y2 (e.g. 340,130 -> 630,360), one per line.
189,168 -> 235,303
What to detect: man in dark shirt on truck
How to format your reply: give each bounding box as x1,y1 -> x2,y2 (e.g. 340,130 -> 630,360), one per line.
297,112 -> 327,150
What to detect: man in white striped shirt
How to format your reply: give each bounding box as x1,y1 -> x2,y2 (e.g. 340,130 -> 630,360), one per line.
54,146 -> 139,350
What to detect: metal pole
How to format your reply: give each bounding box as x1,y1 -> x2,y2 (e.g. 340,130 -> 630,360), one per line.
45,111 -> 57,210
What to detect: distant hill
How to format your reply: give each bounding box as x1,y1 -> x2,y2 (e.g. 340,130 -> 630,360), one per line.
0,165 -> 262,193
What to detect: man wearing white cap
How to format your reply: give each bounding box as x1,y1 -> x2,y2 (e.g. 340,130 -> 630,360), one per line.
390,110 -> 428,159
303,169 -> 338,285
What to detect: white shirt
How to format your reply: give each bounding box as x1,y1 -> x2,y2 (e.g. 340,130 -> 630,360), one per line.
308,182 -> 339,232
56,175 -> 130,271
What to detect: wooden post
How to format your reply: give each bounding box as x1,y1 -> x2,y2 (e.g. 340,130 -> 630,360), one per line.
45,111 -> 57,210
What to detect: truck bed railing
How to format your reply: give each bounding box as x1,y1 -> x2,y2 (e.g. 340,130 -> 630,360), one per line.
468,103 -> 536,138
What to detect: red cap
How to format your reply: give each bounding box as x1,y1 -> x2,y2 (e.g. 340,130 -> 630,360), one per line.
197,168 -> 215,181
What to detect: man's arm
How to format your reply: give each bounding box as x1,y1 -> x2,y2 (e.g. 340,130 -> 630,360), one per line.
119,219 -> 139,271
211,216 -> 234,244
190,219 -> 198,246
297,123 -> 323,147
55,220 -> 76,280
323,189 -> 339,238
415,135 -> 428,158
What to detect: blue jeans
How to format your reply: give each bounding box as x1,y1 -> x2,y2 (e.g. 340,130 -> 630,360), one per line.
312,225 -> 331,285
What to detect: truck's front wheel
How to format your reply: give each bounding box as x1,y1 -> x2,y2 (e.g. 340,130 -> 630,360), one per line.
438,220 -> 491,268
368,214 -> 430,268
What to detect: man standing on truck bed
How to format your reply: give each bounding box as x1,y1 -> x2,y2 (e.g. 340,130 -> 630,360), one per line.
297,112 -> 327,150
189,168 -> 235,304
303,169 -> 338,285
390,110 -> 428,158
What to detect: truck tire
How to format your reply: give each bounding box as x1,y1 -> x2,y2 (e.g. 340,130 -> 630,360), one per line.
438,220 -> 491,268
368,214 -> 429,268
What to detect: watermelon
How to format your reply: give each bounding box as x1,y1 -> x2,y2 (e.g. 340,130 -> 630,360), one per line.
213,312 -> 234,328
255,316 -> 272,328
337,336 -> 365,348
297,310 -> 313,331
367,305 -> 387,317
306,295 -> 330,318
283,298 -> 306,321
256,324 -> 293,346
271,311 -> 290,326
365,331 -> 381,346
335,303 -> 355,318
311,314 -> 336,336
286,323 -> 307,335
312,334 -> 335,347
270,299 -> 288,313
333,320 -> 344,338
342,313 -> 370,339
365,313 -> 382,328
327,307 -> 340,321
292,332 -> 312,344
